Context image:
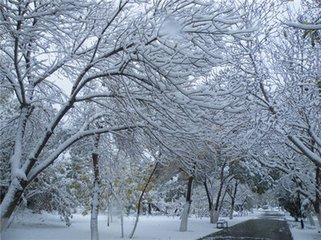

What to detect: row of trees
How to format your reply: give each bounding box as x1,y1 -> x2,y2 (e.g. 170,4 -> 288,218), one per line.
0,0 -> 255,233
1,0 -> 320,238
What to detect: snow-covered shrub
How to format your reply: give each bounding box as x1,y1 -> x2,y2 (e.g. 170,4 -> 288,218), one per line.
25,159 -> 77,226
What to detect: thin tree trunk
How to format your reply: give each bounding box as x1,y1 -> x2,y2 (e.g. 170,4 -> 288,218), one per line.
314,167 -> 321,228
204,181 -> 215,223
179,176 -> 193,232
91,134 -> 100,240
219,184 -> 228,212
108,185 -> 126,238
107,200 -> 111,227
148,202 -> 152,215
120,210 -> 124,238
213,175 -> 225,223
91,181 -> 100,240
229,181 -> 238,220
316,212 -> 321,229
129,162 -> 159,239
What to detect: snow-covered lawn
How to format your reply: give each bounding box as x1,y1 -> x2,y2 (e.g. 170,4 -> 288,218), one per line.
2,210 -> 321,240
2,211 -> 255,240
291,227 -> 321,240
287,218 -> 321,240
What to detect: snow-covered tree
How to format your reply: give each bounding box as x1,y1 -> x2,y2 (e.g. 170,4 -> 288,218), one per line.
214,0 -> 321,227
1,0 -> 254,231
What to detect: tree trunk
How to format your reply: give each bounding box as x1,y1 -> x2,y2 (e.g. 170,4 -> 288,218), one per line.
229,181 -> 238,220
209,208 -> 215,224
307,212 -> 315,226
219,184 -> 228,212
1,107 -> 30,231
129,162 -> 159,239
179,176 -> 193,232
120,210 -> 124,238
179,201 -> 191,232
1,179 -> 28,231
314,167 -> 321,228
212,210 -> 220,224
91,134 -> 100,240
212,159 -> 229,224
109,187 -> 126,238
316,211 -> 321,229
91,181 -> 100,240
213,177 -> 224,224
148,202 -> 152,215
204,181 -> 215,223
106,200 -> 112,227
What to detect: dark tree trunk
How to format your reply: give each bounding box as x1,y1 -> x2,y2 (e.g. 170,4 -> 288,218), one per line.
229,181 -> 238,220
213,161 -> 227,224
91,133 -> 101,240
204,181 -> 215,223
313,167 -> 321,228
186,176 -> 193,202
129,162 -> 159,239
148,203 -> 152,215
179,176 -> 194,232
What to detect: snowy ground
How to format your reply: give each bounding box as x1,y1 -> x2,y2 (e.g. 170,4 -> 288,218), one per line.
262,209 -> 321,240
1,210 -> 320,240
2,211 -> 255,240
286,216 -> 321,240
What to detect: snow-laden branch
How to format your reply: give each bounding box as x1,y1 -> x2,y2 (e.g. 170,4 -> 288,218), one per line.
124,87 -> 184,135
249,151 -> 290,175
309,129 -> 321,148
74,93 -> 117,102
286,22 -> 321,30
27,123 -> 145,181
288,135 -> 321,168
33,58 -> 70,86
90,0 -> 129,62
0,58 -> 23,104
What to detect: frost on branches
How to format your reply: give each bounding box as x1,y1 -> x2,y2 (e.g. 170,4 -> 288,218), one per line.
0,0 -> 252,232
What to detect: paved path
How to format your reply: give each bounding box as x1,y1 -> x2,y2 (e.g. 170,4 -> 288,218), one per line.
198,211 -> 293,240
